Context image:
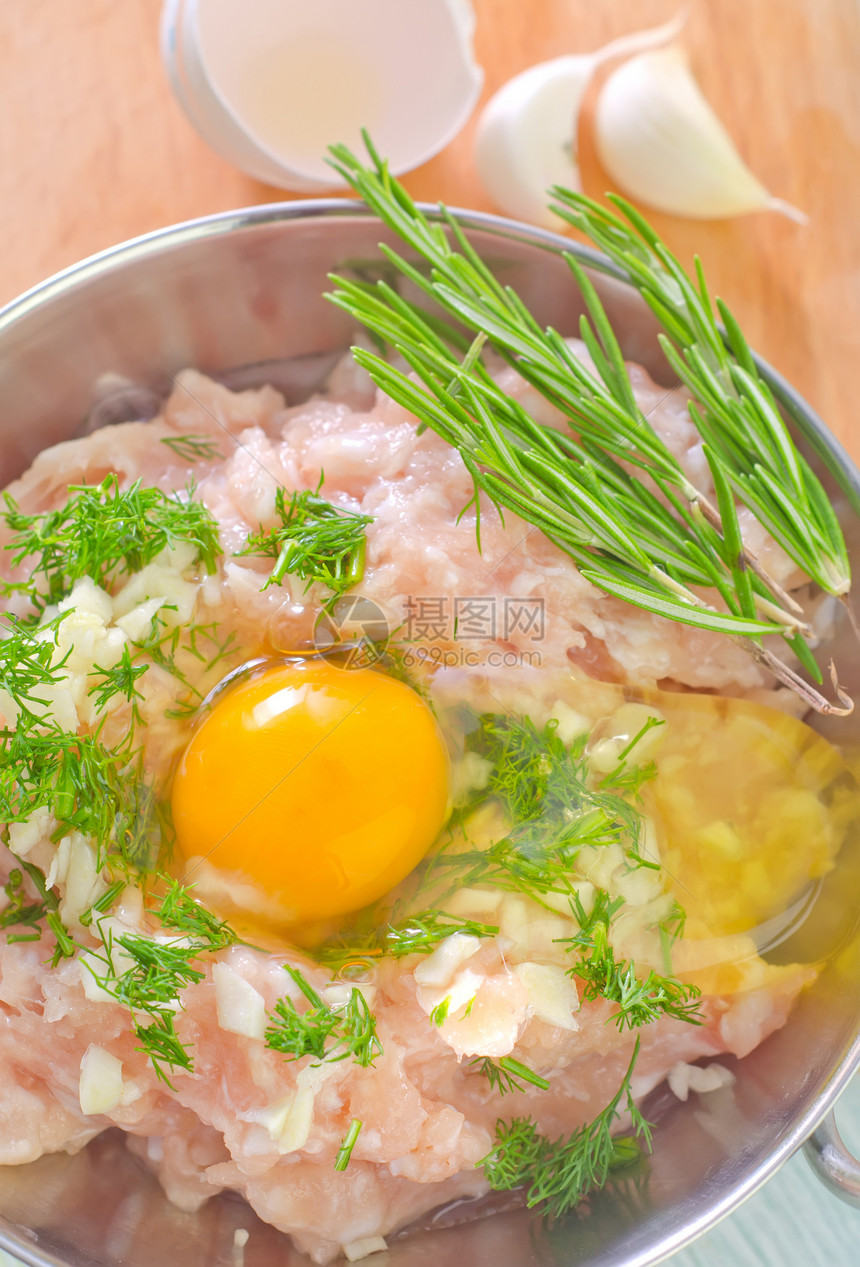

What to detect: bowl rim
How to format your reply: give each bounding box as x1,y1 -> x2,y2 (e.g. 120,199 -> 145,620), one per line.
0,197 -> 859,1267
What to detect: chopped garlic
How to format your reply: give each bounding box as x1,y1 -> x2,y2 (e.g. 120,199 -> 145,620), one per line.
343,1237 -> 388,1262
513,962 -> 580,1031
413,932 -> 482,988
79,1044 -> 124,1115
213,962 -> 267,1040
594,45 -> 805,222
668,1061 -> 736,1102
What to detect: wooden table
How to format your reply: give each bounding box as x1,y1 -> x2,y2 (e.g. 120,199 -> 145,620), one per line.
2,0 -> 860,458
1,2 -> 860,1265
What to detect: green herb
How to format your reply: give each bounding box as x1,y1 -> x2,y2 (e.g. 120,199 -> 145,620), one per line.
238,483 -> 372,605
598,717 -> 665,798
430,996 -> 451,1026
129,608 -> 239,720
471,1055 -> 551,1095
0,612 -> 71,721
265,966 -> 381,1067
480,1038 -> 651,1219
79,880 -> 126,927
81,887 -> 244,1083
325,136 -> 849,715
88,645 -> 149,721
334,1119 -> 363,1171
160,434 -> 223,462
2,474 -> 221,614
0,868 -> 50,942
0,721 -> 165,871
564,891 -> 702,1030
424,713 -> 656,910
153,877 -> 241,949
317,907 -> 498,973
549,189 -> 851,604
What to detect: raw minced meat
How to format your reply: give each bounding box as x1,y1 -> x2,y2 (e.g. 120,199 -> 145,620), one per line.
0,356 -> 828,1261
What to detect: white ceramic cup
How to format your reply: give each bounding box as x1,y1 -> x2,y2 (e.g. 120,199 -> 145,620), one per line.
161,0 -> 483,190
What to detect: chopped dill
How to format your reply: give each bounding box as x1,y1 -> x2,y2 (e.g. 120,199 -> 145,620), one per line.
237,482 -> 372,604
429,996 -> 451,1026
160,434 -> 223,462
2,474 -> 222,614
0,721 -> 164,869
152,877 -> 241,949
598,717 -> 666,798
334,1119 -> 363,1171
480,1038 -> 652,1219
471,1056 -> 550,1095
0,612 -> 71,720
88,645 -> 149,721
130,607 -> 239,719
316,907 -> 498,972
265,966 -> 381,1067
0,868 -> 50,942
563,891 -> 703,1030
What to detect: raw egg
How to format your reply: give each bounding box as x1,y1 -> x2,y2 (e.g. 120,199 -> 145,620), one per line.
171,659 -> 450,928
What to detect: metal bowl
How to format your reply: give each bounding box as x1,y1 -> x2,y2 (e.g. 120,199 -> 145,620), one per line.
1,203 -> 859,1267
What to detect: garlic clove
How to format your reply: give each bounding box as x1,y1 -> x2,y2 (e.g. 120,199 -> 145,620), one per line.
594,45 -> 806,222
473,10 -> 688,228
474,55 -> 593,228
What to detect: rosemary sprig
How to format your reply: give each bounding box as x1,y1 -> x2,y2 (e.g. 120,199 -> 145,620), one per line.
480,1038 -> 651,1219
325,137 -> 850,714
549,189 -> 851,601
238,483 -> 372,606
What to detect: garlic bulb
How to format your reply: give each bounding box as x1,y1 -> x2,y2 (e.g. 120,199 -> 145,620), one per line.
594,45 -> 805,222
473,10 -> 687,228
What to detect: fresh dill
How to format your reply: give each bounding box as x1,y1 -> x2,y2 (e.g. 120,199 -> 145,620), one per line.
130,607 -> 239,720
422,712 -> 657,910
2,474 -> 222,614
471,1055 -> 551,1095
88,645 -> 149,721
563,891 -> 702,1030
480,1039 -> 652,1219
79,882 -> 245,1083
0,721 -> 165,871
316,907 -> 498,972
0,867 -> 49,942
0,612 -> 71,721
429,996 -> 451,1026
334,1119 -> 363,1171
265,966 -> 381,1067
598,717 -> 665,798
160,434 -> 223,462
152,876 -> 241,949
238,483 -> 372,604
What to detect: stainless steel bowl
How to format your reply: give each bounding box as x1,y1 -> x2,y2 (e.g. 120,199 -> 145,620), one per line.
1,203 -> 859,1267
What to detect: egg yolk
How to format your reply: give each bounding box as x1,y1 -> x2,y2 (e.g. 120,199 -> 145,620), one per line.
171,659 -> 450,928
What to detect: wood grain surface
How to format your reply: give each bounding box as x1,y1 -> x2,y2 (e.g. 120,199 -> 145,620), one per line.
1,0 -> 859,461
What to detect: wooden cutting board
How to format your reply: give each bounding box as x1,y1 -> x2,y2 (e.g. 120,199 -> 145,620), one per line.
1,0 -> 858,463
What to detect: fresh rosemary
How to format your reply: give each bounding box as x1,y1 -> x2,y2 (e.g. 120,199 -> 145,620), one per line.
326,136 -> 851,714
